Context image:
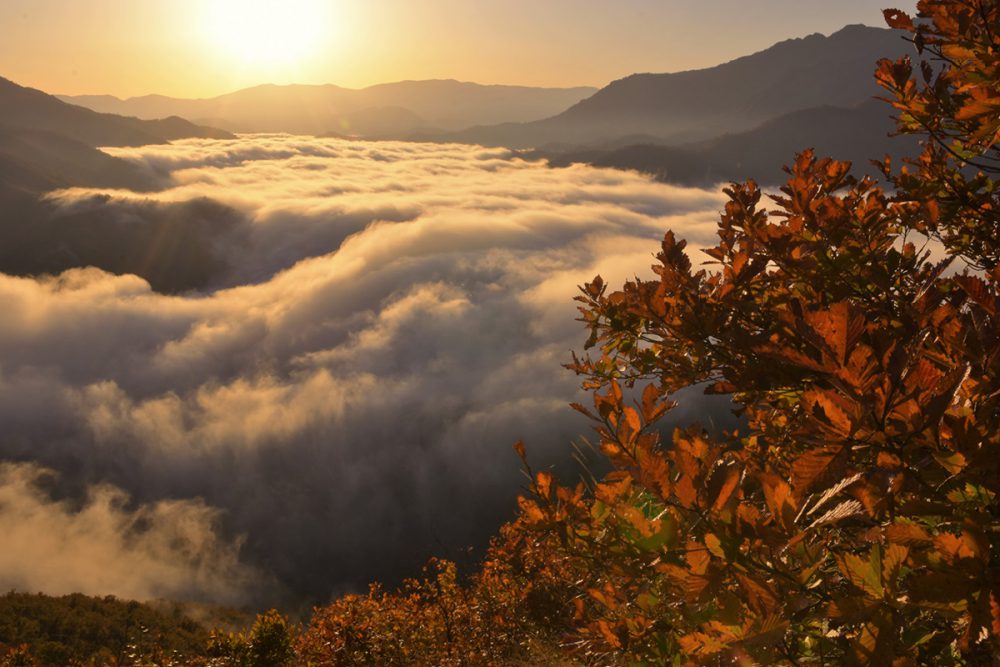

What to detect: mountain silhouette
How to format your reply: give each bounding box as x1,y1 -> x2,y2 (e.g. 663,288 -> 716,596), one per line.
448,25 -> 913,149
0,77 -> 232,148
0,125 -> 155,192
0,77 -> 238,292
0,76 -> 235,197
60,80 -> 599,137
541,99 -> 920,186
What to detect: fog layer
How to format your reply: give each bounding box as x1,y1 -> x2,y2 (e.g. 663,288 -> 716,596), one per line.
0,136 -> 731,603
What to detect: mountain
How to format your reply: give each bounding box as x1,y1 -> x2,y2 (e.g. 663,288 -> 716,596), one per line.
0,125 -> 155,192
0,77 -> 240,293
448,25 -> 913,149
541,99 -> 921,186
0,75 -> 233,197
0,77 -> 232,148
60,80 -> 599,137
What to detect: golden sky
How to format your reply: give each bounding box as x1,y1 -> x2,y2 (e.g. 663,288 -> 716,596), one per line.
0,0 -> 911,98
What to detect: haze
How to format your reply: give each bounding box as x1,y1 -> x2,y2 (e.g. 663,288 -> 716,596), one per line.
2,0 -> 911,98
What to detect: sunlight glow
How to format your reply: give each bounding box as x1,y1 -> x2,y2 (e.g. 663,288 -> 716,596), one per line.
202,0 -> 333,67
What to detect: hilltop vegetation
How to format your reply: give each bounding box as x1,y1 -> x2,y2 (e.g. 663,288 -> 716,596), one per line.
0,593 -> 209,665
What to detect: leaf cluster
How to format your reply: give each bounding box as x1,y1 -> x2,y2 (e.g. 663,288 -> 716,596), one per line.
296,540 -> 576,666
879,1 -> 1000,269
505,3 -> 1000,663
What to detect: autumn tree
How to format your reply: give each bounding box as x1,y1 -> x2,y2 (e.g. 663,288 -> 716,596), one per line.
204,610 -> 297,667
880,1 -> 1000,269
293,2 -> 998,665
296,539 -> 576,666
508,1 -> 1000,664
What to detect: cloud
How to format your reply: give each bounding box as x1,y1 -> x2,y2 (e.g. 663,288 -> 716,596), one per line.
0,136 -> 735,603
0,462 -> 259,605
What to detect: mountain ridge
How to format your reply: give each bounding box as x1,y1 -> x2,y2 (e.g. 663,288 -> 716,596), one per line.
0,76 -> 232,148
445,24 -> 913,149
60,80 -> 600,137
538,98 -> 920,187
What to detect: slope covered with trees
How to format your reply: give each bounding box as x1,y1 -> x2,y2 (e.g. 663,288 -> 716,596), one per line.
448,25 -> 912,149
540,99 -> 921,187
0,593 -> 209,665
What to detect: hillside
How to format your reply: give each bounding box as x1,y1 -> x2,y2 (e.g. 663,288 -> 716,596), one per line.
0,125 -> 156,192
0,78 -> 235,293
60,80 -> 599,137
448,25 -> 912,149
0,592 -> 212,665
0,77 -> 232,148
541,98 -> 920,186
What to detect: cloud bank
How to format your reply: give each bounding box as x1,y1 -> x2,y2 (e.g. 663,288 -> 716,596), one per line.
1,135 -> 733,603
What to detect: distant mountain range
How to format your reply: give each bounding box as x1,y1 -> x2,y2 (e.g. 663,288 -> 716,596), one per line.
538,99 -> 920,186
0,76 -> 232,196
60,81 -> 599,137
447,25 -> 912,150
51,25 -> 919,187
0,77 -> 239,292
0,22 -> 924,292
1,77 -> 230,149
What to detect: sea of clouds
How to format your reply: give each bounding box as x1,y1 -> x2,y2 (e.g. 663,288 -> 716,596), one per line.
0,135 -> 735,605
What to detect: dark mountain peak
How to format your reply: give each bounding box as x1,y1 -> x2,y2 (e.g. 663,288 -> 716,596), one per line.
832,23 -> 885,36
450,24 -> 910,149
0,75 -> 233,147
0,76 -> 58,104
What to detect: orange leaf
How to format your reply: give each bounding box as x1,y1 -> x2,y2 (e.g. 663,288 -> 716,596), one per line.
535,471 -> 553,499
513,440 -> 527,462
622,406 -> 642,436
707,461 -> 743,512
517,496 -> 545,523
759,473 -> 797,531
803,389 -> 855,437
885,522 -> 932,546
837,548 -> 884,599
805,302 -> 866,366
705,381 -> 737,395
883,8 -> 914,30
595,477 -> 632,504
595,620 -> 622,649
737,573 -> 779,615
791,445 -> 846,494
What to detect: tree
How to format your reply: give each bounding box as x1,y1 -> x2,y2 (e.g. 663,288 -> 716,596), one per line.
205,610 -> 296,667
298,2 -> 999,664
879,1 -> 1000,269
508,1 -> 1000,664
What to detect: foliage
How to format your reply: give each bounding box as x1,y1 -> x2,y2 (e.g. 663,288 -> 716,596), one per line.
0,592 -> 208,666
879,0 -> 1000,268
204,610 -> 297,667
221,2 -> 1000,665
296,536 -> 575,666
5,2 -> 998,665
506,2 -> 1000,663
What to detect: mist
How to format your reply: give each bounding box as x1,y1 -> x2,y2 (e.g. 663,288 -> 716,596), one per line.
0,135 -> 734,604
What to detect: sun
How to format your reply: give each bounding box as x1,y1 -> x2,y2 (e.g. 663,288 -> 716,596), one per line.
202,0 -> 332,67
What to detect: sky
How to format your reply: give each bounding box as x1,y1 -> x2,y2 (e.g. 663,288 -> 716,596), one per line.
0,0 -> 915,98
